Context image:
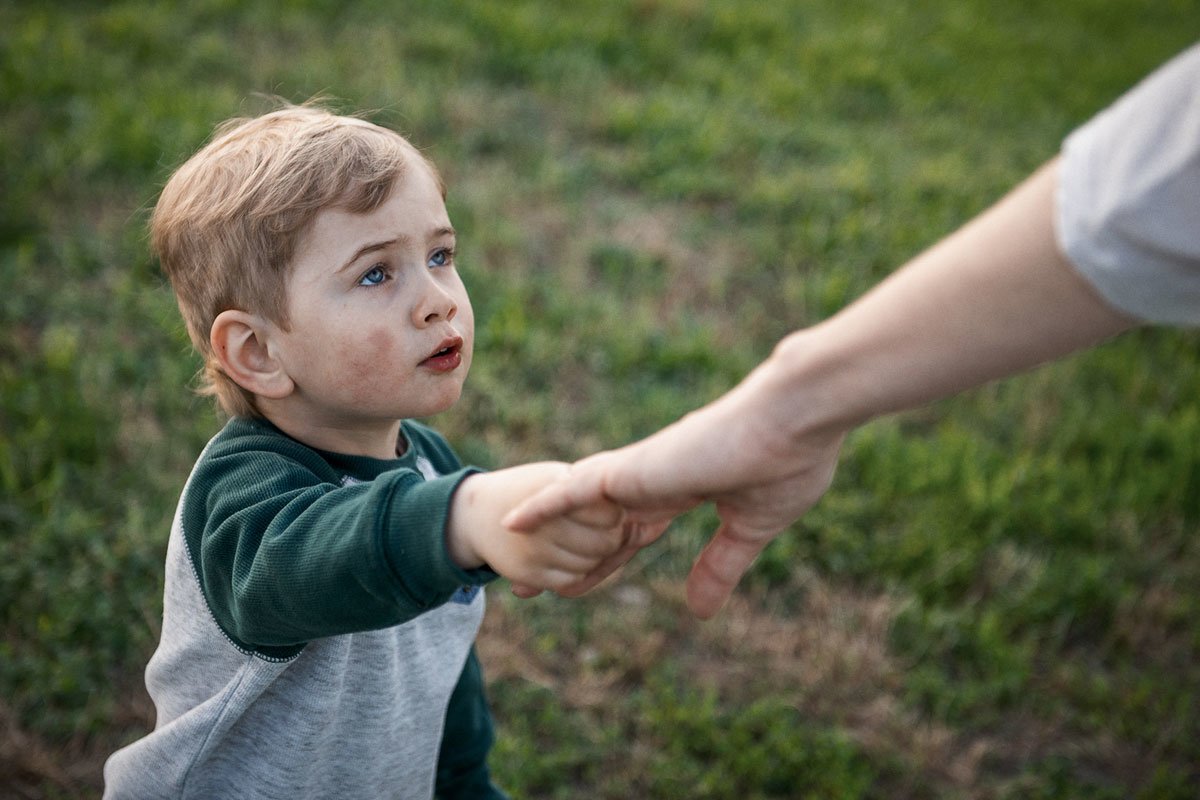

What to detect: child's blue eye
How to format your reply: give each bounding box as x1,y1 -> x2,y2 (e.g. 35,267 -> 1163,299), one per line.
428,248 -> 453,268
359,266 -> 387,286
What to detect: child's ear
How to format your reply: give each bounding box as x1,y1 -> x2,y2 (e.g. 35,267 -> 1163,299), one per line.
209,310 -> 294,400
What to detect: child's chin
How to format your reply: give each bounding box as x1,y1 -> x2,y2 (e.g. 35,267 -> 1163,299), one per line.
418,387 -> 466,417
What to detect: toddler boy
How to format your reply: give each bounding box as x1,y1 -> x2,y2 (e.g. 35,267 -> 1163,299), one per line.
103,103 -> 632,799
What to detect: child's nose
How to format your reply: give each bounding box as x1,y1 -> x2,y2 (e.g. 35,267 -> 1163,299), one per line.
413,281 -> 458,326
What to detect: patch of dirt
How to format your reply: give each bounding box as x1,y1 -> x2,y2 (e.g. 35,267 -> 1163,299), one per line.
476,576 -> 1088,798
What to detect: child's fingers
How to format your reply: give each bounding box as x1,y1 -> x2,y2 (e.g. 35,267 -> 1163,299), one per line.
562,498 -> 625,530
553,518 -> 633,560
538,566 -> 606,595
556,518 -> 667,580
509,507 -> 631,558
510,582 -> 543,599
554,541 -> 641,598
511,528 -> 634,591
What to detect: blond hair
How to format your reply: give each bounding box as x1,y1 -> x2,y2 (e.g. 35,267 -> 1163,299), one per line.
151,102 -> 444,417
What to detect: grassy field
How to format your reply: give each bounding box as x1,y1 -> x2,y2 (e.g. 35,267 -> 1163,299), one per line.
3,0 -> 1199,797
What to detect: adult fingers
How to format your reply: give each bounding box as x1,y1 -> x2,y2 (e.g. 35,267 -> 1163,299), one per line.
502,462 -> 610,531
684,523 -> 775,619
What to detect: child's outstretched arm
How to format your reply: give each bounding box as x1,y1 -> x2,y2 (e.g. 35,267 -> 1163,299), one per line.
446,462 -> 646,595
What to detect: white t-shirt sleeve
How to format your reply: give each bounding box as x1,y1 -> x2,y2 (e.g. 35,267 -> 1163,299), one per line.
1057,43 -> 1200,326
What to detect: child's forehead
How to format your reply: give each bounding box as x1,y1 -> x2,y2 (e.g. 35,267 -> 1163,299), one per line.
344,158 -> 446,218
295,168 -> 451,262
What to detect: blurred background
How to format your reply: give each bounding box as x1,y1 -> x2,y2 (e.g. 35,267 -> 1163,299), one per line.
2,1 -> 1198,797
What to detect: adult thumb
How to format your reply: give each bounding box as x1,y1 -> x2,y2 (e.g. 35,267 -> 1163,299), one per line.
684,525 -> 771,619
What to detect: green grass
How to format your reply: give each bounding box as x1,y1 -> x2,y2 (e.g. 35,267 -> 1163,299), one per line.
3,0 -> 1199,796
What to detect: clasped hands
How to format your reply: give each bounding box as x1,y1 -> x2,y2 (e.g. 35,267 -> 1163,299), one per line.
470,355 -> 846,619
497,425 -> 843,619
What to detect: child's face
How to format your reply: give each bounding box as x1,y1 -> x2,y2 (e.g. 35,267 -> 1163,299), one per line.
269,161 -> 474,438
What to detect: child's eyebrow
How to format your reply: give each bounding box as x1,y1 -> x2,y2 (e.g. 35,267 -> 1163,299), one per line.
338,237 -> 403,274
336,227 -> 456,275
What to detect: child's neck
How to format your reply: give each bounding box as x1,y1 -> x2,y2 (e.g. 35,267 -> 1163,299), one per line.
258,403 -> 404,460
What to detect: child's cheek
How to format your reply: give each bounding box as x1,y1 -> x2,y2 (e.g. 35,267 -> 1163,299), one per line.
335,328 -> 401,401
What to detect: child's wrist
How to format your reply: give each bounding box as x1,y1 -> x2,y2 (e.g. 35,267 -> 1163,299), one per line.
445,528 -> 483,570
445,476 -> 486,570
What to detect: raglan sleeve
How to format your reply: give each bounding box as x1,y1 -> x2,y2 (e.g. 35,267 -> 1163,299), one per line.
1056,43 -> 1200,326
435,647 -> 509,800
185,439 -> 495,655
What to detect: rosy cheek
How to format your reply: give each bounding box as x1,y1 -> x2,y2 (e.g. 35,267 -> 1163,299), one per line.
335,328 -> 398,401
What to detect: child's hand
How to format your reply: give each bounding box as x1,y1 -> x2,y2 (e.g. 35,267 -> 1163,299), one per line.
507,510 -> 671,600
446,463 -> 637,595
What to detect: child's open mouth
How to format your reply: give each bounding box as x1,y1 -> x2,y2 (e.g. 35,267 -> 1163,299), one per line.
421,337 -> 463,372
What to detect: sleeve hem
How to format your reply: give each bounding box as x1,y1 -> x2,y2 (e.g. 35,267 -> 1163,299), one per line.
378,468 -> 497,610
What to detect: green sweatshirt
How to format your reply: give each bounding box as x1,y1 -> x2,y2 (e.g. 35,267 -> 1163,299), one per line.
103,416 -> 507,799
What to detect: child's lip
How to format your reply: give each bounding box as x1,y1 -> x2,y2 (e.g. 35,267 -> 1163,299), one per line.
420,336 -> 464,370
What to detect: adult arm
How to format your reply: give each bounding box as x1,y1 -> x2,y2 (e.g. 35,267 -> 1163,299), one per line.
506,158 -> 1136,617
509,43 -> 1200,617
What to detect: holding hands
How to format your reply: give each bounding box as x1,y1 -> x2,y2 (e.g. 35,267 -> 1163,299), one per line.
503,353 -> 846,619
447,462 -> 668,598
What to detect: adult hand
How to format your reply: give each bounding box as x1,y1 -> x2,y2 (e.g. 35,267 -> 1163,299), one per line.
505,363 -> 847,618
450,462 -> 639,595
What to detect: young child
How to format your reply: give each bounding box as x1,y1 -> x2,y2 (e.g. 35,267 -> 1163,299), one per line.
103,103 -> 634,799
